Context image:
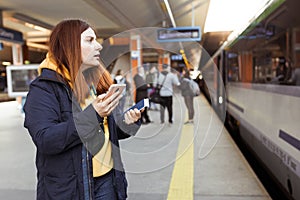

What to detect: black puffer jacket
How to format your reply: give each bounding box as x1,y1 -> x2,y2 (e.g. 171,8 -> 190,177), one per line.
24,68 -> 140,200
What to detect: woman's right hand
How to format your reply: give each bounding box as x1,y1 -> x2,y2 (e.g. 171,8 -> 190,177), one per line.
92,91 -> 122,117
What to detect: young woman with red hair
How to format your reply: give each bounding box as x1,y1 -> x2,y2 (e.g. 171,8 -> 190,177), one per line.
24,19 -> 141,200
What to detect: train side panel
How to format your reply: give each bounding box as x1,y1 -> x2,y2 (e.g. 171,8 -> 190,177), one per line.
226,83 -> 300,199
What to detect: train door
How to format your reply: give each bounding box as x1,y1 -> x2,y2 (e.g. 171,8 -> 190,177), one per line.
215,50 -> 227,122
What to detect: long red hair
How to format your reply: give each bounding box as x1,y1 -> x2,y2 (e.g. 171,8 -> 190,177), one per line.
48,19 -> 113,103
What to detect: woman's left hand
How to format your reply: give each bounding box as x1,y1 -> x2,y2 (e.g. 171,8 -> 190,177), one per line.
124,108 -> 142,124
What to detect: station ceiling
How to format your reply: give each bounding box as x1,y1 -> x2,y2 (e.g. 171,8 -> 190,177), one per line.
0,0 -> 230,56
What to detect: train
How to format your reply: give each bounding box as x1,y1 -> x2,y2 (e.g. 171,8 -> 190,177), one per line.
199,0 -> 300,199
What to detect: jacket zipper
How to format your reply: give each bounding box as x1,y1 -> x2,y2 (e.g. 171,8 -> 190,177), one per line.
85,143 -> 93,200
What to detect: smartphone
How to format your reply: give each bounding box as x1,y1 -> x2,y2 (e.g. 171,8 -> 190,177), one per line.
125,98 -> 149,113
104,84 -> 126,100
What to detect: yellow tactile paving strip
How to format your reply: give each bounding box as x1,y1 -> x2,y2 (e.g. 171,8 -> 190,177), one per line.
167,123 -> 194,200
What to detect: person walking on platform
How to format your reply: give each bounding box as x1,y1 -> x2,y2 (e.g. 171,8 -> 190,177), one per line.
134,67 -> 152,124
145,65 -> 159,110
179,68 -> 195,124
289,67 -> 300,86
114,69 -> 128,112
158,64 -> 180,124
23,19 -> 142,200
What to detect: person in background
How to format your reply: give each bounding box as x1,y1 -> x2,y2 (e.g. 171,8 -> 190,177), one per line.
134,67 -> 152,124
23,19 -> 141,200
275,57 -> 287,82
289,67 -> 300,86
179,68 -> 195,124
114,69 -> 127,112
145,65 -> 159,110
114,69 -> 126,86
158,64 -> 180,124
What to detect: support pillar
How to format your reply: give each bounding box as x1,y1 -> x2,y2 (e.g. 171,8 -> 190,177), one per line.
12,44 -> 23,65
158,52 -> 170,71
130,34 -> 142,103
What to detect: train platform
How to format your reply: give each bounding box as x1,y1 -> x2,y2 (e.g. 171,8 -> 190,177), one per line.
0,93 -> 271,200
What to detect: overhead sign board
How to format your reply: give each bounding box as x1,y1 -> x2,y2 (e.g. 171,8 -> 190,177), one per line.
0,27 -> 24,44
157,26 -> 201,42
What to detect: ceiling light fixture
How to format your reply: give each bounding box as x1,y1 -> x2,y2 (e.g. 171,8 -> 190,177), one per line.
204,0 -> 272,33
163,0 -> 176,27
13,13 -> 53,30
24,22 -> 51,33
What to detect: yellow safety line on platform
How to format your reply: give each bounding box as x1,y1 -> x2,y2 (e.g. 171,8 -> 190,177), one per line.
167,122 -> 194,200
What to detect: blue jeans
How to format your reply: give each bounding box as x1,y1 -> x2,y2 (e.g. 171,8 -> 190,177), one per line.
94,170 -> 117,200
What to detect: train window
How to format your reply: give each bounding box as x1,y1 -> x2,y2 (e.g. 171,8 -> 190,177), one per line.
226,51 -> 291,84
253,55 -> 273,83
227,52 -> 239,82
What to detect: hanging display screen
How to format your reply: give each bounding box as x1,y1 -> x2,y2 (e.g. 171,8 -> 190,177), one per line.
157,26 -> 201,42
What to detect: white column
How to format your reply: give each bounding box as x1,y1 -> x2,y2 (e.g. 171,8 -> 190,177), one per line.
12,44 -> 23,65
